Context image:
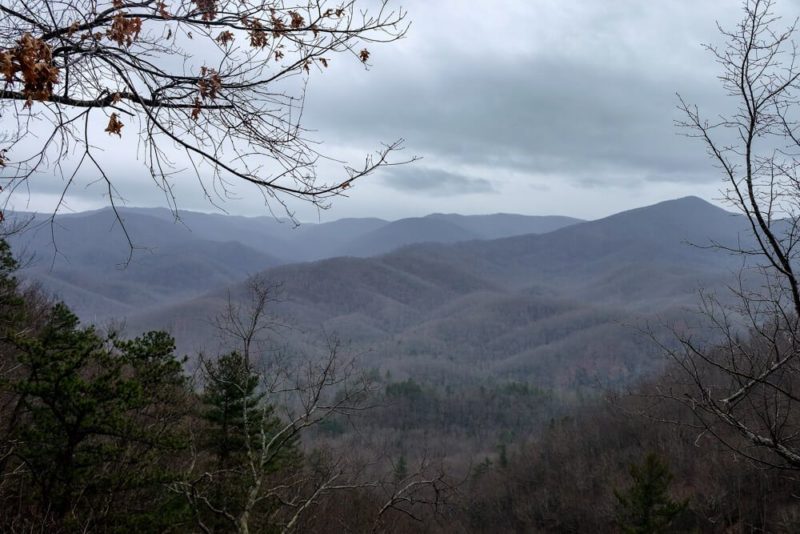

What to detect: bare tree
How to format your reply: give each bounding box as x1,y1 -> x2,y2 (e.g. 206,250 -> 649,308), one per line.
212,274 -> 285,368
177,275 -> 453,532
674,0 -> 800,468
177,338 -> 373,533
0,0 -> 410,222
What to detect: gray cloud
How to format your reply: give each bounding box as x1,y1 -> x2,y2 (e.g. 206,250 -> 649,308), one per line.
380,167 -> 497,196
6,0 -> 788,220
307,54 -> 727,188
301,0 -> 753,196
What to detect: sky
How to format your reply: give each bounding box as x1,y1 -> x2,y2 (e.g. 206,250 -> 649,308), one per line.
6,0 -> 800,221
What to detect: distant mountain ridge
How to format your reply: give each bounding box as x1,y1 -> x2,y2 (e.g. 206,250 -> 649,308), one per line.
8,206 -> 582,318
116,196 -> 753,389
386,196 -> 746,291
427,212 -> 583,239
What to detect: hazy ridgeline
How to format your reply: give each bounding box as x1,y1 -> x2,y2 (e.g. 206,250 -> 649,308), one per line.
5,196 -> 794,531
13,196 -> 748,385
8,208 -> 580,319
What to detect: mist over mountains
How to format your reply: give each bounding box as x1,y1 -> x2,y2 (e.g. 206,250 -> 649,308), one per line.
11,196 -> 751,388
9,208 -> 580,317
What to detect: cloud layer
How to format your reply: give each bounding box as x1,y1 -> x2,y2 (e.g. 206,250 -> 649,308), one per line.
8,0 -> 797,220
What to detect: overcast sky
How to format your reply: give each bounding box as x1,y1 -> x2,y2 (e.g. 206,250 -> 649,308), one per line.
9,0 -> 800,221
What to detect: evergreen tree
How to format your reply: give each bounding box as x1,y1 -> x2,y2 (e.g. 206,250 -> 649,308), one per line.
394,454 -> 408,482
202,351 -> 269,468
0,237 -> 26,475
614,453 -> 688,534
0,237 -> 19,305
4,302 -> 191,530
196,351 -> 298,530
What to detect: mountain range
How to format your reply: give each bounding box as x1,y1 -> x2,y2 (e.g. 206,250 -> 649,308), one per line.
9,196 -> 752,389
9,208 -> 580,319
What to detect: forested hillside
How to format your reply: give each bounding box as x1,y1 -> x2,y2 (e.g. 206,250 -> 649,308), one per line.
5,0 -> 800,530
121,197 -> 749,389
9,209 -> 580,319
2,196 -> 796,532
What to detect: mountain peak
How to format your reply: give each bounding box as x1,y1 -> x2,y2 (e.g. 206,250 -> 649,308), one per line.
599,195 -> 734,224
652,195 -> 723,210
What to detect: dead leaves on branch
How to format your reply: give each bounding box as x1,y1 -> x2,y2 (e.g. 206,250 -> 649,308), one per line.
191,66 -> 222,120
323,7 -> 346,18
197,67 -> 222,100
0,14 -> 143,109
0,33 -> 60,106
193,0 -> 217,22
107,12 -> 142,47
216,30 -> 234,46
0,2 -> 375,111
247,19 -> 269,48
288,10 -> 305,29
157,1 -> 171,19
105,113 -> 124,137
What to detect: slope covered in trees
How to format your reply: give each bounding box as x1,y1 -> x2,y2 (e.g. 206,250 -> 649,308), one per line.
0,243 -> 449,531
121,197 -> 750,389
10,208 -> 580,319
4,196 -> 799,532
6,195 -> 793,532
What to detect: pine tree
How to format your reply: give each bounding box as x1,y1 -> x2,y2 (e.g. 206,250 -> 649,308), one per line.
5,303 -> 190,529
197,351 -> 298,529
614,453 -> 688,534
202,351 -> 267,469
394,454 -> 408,482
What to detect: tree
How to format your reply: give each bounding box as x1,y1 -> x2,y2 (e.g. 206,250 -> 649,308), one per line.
193,350 -> 299,532
202,351 -> 286,470
674,0 -> 800,469
177,274 -> 376,533
1,302 -> 192,530
177,275 -> 453,533
614,453 -> 687,534
179,337 -> 384,533
0,0 -> 409,222
213,275 -> 284,369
